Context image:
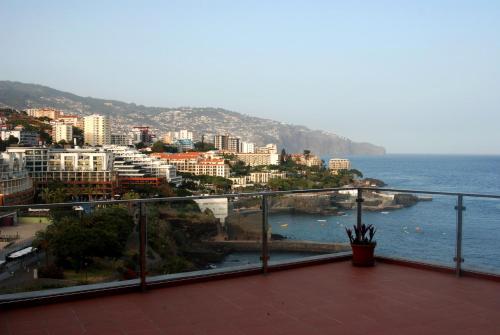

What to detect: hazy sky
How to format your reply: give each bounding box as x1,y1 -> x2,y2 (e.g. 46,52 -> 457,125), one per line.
1,1 -> 499,154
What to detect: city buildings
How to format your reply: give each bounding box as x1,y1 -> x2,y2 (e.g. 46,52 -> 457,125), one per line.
130,126 -> 153,144
6,147 -> 114,199
163,130 -> 194,144
25,108 -> 63,120
152,152 -> 230,178
111,133 -> 131,146
255,143 -> 278,154
239,141 -> 255,153
229,171 -> 287,188
328,158 -> 351,174
104,145 -> 182,188
235,153 -> 280,166
0,151 -> 34,205
56,115 -> 83,128
0,129 -> 38,146
173,139 -> 195,152
214,134 -> 240,153
53,123 -> 73,143
290,153 -> 322,167
84,114 -> 111,146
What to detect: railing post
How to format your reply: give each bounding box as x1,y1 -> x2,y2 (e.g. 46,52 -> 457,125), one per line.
356,188 -> 364,230
139,202 -> 147,291
454,195 -> 465,277
261,194 -> 269,274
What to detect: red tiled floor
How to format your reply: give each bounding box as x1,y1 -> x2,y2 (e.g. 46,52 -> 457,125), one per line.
1,261 -> 500,335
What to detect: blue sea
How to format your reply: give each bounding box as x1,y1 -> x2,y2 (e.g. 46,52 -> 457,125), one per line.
223,155 -> 500,274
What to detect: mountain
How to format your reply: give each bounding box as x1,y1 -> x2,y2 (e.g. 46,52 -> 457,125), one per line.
0,81 -> 385,156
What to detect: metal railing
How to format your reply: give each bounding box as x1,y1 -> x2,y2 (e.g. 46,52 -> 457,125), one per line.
0,186 -> 499,305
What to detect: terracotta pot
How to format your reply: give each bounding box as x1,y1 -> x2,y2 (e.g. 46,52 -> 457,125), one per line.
351,243 -> 376,267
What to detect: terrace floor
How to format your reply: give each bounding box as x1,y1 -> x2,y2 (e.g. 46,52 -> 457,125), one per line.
1,261 -> 499,335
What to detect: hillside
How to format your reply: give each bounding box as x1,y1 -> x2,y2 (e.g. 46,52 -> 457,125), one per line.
0,81 -> 385,156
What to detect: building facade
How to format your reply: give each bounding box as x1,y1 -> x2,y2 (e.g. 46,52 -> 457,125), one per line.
235,153 -> 280,166
84,114 -> 111,146
53,124 -> 73,143
328,158 -> 351,174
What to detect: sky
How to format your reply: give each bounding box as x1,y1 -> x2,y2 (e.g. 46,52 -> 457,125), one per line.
1,1 -> 499,154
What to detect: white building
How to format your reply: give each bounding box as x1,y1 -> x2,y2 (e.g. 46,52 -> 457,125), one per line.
240,142 -> 255,153
256,144 -> 278,154
53,124 -> 73,143
84,114 -> 111,146
0,151 -> 34,205
235,153 -> 280,166
104,145 -> 182,185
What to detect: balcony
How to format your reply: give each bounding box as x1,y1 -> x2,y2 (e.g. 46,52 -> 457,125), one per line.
0,188 -> 499,334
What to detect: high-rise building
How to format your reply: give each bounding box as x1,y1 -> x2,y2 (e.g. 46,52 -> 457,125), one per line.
53,124 -> 73,143
240,142 -> 255,153
130,126 -> 153,144
84,114 -> 111,146
228,137 -> 241,153
214,134 -> 229,151
214,134 -> 240,153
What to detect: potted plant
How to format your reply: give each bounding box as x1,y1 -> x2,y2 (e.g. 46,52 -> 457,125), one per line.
345,223 -> 377,266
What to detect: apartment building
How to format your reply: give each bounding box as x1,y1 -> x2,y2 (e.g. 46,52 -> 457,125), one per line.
248,171 -> 287,184
255,144 -> 278,154
235,153 -> 280,166
240,141 -> 255,153
25,108 -> 63,120
151,152 -> 229,178
84,114 -> 111,146
0,151 -> 34,205
0,129 -> 39,146
214,134 -> 240,153
6,147 -> 115,199
163,130 -> 194,144
53,123 -> 73,143
328,158 -> 351,174
111,134 -> 131,146
56,115 -> 84,129
105,146 -> 182,186
130,126 -> 153,144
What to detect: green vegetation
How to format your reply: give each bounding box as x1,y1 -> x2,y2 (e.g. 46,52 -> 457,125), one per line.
179,173 -> 232,193
34,207 -> 134,271
193,141 -> 216,152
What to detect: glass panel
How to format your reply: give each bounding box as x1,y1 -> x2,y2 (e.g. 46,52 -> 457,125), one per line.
462,197 -> 500,275
362,190 -> 455,267
268,190 -> 354,264
0,203 -> 138,296
145,195 -> 262,281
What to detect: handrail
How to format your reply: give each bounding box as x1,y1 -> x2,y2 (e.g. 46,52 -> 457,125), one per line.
1,185 -> 499,306
1,186 -> 500,211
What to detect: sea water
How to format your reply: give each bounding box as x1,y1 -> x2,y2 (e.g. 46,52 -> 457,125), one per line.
221,155 -> 500,274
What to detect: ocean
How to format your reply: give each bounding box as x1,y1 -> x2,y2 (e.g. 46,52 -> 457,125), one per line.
223,155 -> 500,274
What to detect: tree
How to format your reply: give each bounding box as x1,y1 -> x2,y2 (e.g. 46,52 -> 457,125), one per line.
36,207 -> 134,270
194,141 -> 216,152
280,149 -> 287,165
230,160 -> 250,177
151,140 -> 166,153
164,145 -> 178,153
303,149 -> 311,158
7,135 -> 19,145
